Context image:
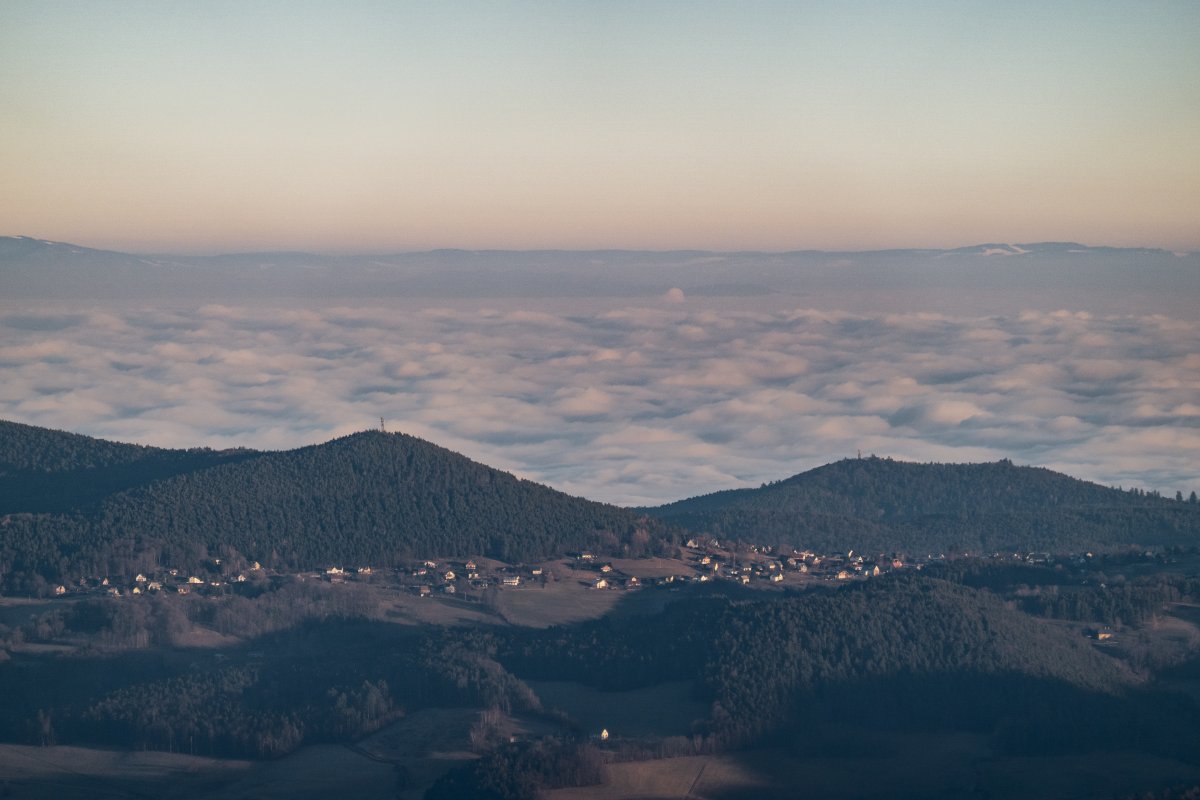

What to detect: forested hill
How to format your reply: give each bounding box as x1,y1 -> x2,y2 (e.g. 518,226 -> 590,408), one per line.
0,424 -> 666,589
0,419 -> 257,514
647,457 -> 1200,554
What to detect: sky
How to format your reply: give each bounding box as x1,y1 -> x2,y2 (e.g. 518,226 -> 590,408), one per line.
1,3 -> 1197,506
2,1 -> 1199,253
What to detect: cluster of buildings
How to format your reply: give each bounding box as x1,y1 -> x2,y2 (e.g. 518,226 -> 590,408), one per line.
55,560 -> 264,598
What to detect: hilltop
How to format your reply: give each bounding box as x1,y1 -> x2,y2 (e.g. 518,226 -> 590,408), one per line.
646,456 -> 1200,555
0,421 -> 665,591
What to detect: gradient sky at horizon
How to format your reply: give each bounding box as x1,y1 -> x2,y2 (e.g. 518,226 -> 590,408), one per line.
3,1 -> 1199,253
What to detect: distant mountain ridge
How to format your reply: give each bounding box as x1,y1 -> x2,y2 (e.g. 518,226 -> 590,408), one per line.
3,236 -> 1195,301
646,456 -> 1200,554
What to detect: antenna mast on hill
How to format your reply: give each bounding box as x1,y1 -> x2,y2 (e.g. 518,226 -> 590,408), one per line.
380,417 -> 386,433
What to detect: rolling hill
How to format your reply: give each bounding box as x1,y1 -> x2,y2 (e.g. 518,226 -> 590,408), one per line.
646,456 -> 1200,555
0,421 -> 666,590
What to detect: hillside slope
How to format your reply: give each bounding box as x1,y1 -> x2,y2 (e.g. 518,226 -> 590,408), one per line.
0,424 -> 665,588
0,419 -> 257,514
647,457 -> 1200,554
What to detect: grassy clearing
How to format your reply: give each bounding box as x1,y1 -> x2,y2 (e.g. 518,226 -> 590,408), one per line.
548,754 -> 765,800
549,733 -> 1200,800
0,597 -> 73,627
186,743 -> 395,800
0,743 -> 250,799
493,575 -> 624,628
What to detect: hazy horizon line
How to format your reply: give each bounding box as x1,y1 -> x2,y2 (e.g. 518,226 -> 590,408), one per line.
4,234 -> 1193,259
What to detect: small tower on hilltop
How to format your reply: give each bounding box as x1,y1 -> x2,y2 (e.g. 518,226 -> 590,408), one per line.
380,417 -> 386,433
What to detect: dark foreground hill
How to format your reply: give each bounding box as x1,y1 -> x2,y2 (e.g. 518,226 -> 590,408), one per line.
647,456 -> 1200,555
0,421 -> 664,590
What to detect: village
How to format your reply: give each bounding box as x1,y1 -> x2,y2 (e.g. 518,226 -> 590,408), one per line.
45,537 -> 1137,606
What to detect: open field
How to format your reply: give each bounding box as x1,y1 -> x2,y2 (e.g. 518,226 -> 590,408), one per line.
529,680 -> 708,739
0,743 -> 250,799
548,754 -> 766,800
493,570 -> 625,627
0,597 -> 74,627
547,733 -> 1200,800
377,587 -> 503,627
187,743 -> 396,800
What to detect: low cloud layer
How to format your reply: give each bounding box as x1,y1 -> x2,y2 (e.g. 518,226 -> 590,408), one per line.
1,299 -> 1196,506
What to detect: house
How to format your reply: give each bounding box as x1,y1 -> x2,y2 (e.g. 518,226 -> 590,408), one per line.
1094,627 -> 1115,641
326,566 -> 345,575
235,574 -> 247,582
503,576 -> 521,587
579,552 -> 595,561
135,573 -> 147,583
188,576 -> 203,584
464,560 -> 477,571
131,586 -> 142,595
600,564 -> 613,574
358,566 -> 373,575
699,555 -> 712,566
418,585 -> 431,597
443,570 -> 456,581
176,586 -> 190,595
147,581 -> 162,591
626,576 -> 639,587
592,578 -> 609,589
442,584 -> 456,594
836,570 -> 851,580
531,567 -> 543,576
600,728 -> 610,741
107,587 -> 121,597
251,561 -> 262,571
424,560 -> 438,568
771,572 -> 784,583
54,584 -> 67,596
740,574 -> 751,585
686,539 -> 699,549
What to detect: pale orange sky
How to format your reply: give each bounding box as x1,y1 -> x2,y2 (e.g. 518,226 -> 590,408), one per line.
2,1 -> 1198,253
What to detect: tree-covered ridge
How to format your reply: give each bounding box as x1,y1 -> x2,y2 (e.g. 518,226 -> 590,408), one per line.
0,425 -> 668,586
0,420 -> 258,515
0,419 -> 165,473
93,430 -> 659,563
648,456 -> 1200,553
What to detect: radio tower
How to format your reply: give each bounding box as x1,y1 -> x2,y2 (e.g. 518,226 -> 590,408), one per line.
380,417 -> 386,433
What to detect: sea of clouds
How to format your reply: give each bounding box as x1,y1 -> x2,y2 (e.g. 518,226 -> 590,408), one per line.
1,295 -> 1196,505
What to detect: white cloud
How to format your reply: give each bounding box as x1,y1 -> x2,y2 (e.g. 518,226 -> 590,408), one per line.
1,298 -> 1197,504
